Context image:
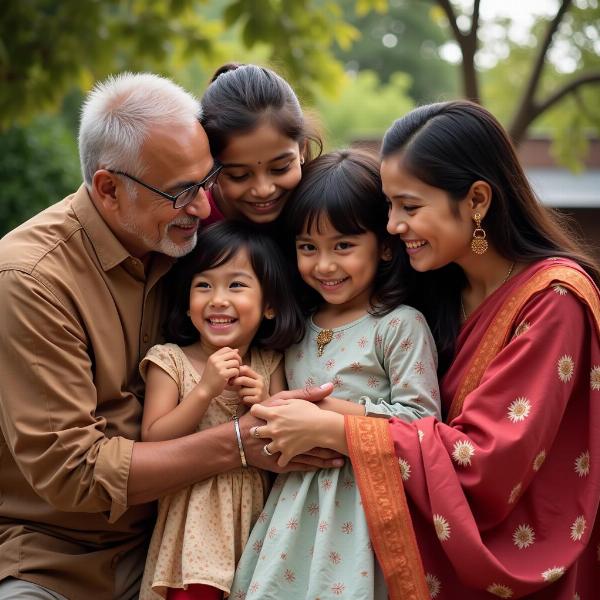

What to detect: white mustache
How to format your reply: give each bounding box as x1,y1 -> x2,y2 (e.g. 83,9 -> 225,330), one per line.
168,216 -> 199,228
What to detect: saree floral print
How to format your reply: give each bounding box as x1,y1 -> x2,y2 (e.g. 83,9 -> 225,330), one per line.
347,258 -> 600,599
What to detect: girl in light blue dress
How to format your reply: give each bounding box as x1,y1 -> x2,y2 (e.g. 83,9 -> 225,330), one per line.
230,149 -> 441,599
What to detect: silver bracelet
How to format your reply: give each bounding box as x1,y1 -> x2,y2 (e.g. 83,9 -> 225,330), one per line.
232,415 -> 247,468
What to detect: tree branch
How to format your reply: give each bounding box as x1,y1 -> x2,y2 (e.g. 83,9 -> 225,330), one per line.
534,73 -> 600,119
509,72 -> 600,143
470,0 -> 480,38
436,0 -> 463,41
435,0 -> 480,101
509,0 -> 573,140
526,0 -> 572,102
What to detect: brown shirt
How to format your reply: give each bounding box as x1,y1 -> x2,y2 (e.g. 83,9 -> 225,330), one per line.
0,186 -> 174,599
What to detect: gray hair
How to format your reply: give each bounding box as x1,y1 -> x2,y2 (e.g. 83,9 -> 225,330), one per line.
79,72 -> 202,188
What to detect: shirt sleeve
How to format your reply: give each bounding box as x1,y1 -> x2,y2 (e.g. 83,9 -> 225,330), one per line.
140,344 -> 181,388
361,308 -> 441,421
0,269 -> 132,523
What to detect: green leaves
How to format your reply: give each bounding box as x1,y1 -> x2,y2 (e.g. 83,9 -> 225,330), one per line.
0,113 -> 80,235
0,0 -> 219,129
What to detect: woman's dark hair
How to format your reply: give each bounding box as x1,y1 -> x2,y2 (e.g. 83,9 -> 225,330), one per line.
201,63 -> 322,161
381,100 -> 600,372
165,220 -> 305,351
283,148 -> 413,316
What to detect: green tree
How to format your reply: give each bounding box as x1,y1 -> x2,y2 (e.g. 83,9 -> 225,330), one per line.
315,70 -> 414,148
433,0 -> 600,145
333,0 -> 457,103
0,0 -> 355,128
0,113 -> 80,236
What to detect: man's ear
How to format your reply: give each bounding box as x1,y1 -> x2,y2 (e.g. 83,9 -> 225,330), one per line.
465,180 -> 492,219
92,170 -> 120,212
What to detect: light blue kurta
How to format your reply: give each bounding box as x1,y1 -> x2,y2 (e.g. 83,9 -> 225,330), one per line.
231,305 -> 440,599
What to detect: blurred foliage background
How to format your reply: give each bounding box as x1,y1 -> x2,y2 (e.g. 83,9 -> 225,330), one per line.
1,0 -> 599,234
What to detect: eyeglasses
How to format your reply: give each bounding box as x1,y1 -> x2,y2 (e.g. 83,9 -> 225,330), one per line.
108,163 -> 222,209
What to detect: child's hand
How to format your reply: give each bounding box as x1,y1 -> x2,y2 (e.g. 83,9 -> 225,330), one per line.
233,365 -> 268,405
199,347 -> 241,398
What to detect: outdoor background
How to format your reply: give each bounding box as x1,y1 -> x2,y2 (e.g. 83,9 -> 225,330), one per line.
1,0 -> 599,252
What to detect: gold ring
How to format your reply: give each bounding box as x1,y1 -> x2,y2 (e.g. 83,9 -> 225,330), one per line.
251,426 -> 261,439
262,443 -> 274,456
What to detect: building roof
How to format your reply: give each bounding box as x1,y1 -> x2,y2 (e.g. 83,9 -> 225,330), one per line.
527,168 -> 600,208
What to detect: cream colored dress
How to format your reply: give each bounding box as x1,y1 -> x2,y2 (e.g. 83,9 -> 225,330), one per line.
138,343 -> 281,599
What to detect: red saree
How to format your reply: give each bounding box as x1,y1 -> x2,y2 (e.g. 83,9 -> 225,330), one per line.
347,258 -> 600,599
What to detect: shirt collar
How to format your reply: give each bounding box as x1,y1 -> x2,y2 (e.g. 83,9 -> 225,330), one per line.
72,184 -> 133,272
72,184 -> 177,281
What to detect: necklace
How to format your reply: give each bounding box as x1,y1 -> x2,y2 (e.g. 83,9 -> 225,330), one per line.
316,328 -> 334,357
460,261 -> 515,322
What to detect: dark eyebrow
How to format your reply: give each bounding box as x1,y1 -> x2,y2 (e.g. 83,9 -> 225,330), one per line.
296,233 -> 361,242
390,192 -> 422,201
222,151 -> 296,168
193,271 -> 254,280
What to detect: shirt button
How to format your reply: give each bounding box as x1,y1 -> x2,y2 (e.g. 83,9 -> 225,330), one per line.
143,334 -> 149,343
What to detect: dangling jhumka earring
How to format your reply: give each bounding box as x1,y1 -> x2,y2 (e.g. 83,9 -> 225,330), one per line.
471,212 -> 488,255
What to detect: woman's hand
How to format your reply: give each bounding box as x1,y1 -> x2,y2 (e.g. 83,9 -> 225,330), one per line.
239,383 -> 346,471
251,400 -> 348,467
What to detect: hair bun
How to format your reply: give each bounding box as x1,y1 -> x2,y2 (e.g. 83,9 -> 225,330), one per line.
210,62 -> 244,83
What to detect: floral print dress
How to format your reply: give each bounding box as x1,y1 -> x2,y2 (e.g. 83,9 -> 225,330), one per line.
139,343 -> 281,599
230,305 -> 440,599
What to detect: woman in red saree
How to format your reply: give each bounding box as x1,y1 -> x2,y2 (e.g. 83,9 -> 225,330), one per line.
251,101 -> 600,599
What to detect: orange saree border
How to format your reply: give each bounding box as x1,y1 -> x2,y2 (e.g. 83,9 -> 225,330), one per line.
346,415 -> 429,600
448,264 -> 600,422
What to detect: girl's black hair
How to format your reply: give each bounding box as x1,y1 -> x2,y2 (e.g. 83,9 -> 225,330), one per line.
201,63 -> 322,161
165,220 -> 305,351
283,148 -> 413,316
381,100 -> 600,372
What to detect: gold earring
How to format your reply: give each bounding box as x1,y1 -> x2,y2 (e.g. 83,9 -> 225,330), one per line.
264,309 -> 275,320
471,213 -> 488,255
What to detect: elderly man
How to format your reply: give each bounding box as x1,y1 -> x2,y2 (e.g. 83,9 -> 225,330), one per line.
0,73 -> 336,600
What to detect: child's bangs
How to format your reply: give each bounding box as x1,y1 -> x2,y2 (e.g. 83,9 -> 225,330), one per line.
295,184 -> 368,237
196,244 -> 241,274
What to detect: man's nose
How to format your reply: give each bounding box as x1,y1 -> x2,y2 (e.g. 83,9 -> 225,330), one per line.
184,187 -> 211,220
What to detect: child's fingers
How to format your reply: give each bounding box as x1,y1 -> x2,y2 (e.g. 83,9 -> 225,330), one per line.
221,367 -> 240,382
232,375 -> 259,388
214,358 -> 242,373
210,348 -> 241,365
238,365 -> 259,377
242,395 -> 260,405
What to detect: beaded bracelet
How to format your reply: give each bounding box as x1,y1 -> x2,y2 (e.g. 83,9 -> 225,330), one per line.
232,415 -> 247,468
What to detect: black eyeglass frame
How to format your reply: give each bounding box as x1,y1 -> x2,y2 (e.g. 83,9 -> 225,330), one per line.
108,163 -> 222,209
